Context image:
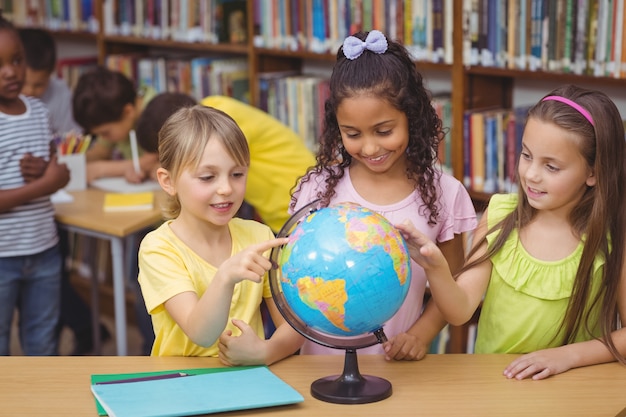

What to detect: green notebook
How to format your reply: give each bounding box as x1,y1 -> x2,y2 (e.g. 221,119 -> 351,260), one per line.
90,366 -> 304,417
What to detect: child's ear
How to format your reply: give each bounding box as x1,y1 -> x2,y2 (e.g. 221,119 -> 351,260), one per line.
157,167 -> 175,196
586,169 -> 596,187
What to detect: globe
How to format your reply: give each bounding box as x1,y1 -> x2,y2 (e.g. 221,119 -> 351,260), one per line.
269,200 -> 412,404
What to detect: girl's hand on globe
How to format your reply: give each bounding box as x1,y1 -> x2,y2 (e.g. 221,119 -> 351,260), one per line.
216,238 -> 290,285
395,221 -> 447,271
217,319 -> 267,366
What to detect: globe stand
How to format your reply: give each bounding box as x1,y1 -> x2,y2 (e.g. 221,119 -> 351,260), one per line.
311,348 -> 392,404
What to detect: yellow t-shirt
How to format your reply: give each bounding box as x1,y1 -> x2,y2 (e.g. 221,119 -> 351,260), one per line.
138,218 -> 274,357
201,96 -> 315,232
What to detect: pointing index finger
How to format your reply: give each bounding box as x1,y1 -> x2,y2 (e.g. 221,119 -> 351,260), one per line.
252,237 -> 290,255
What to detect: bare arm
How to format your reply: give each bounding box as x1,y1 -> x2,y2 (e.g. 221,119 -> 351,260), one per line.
87,153 -> 157,184
397,214 -> 492,326
382,232 -> 468,360
163,238 -> 289,348
405,232 -> 469,345
0,155 -> 70,213
262,298 -> 305,364
85,141 -> 113,162
216,297 -> 304,366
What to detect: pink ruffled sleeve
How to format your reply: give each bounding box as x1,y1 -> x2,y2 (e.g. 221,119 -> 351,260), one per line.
436,173 -> 478,243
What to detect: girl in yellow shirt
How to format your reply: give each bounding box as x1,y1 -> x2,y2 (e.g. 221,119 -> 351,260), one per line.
138,105 -> 303,365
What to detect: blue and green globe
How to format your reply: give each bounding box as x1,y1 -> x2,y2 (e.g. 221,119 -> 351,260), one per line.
270,201 -> 411,348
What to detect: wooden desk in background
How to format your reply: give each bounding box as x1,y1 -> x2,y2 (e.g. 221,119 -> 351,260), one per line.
0,354 -> 624,416
54,189 -> 166,355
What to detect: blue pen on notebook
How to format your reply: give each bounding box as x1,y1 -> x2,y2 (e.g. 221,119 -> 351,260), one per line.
96,372 -> 190,385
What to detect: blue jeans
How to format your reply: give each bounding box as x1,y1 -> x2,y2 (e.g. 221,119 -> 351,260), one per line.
0,244 -> 62,355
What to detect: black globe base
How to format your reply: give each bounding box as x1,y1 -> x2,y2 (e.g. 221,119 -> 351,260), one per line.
310,349 -> 392,404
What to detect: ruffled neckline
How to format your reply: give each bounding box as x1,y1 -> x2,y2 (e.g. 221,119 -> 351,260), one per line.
486,194 -> 605,300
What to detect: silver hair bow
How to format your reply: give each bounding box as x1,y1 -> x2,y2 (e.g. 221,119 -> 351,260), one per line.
342,30 -> 388,60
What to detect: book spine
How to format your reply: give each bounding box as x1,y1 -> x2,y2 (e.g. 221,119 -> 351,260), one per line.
470,111 -> 485,192
432,0 -> 444,63
510,0 -> 520,69
586,0 -> 599,75
573,0 -> 589,74
505,111 -> 517,192
362,0 -> 372,31
562,0 -> 574,71
612,0 -> 624,77
594,0 -> 608,76
463,111 -> 472,188
529,0 -> 542,70
467,0 -> 480,65
483,112 -> 496,194
606,0 -> 619,75
395,0 -> 404,43
311,0 -> 325,52
547,0 -> 560,71
496,0 -> 508,68
443,0 -> 454,63
478,0 -> 490,66
495,110 -> 505,192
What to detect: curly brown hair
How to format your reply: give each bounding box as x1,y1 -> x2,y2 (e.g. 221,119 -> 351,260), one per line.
290,31 -> 444,225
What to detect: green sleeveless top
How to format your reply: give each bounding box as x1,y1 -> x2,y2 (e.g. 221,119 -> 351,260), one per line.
474,193 -> 604,354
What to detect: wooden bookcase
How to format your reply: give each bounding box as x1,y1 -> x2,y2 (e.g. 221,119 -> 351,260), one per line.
12,1 -> 626,190
17,0 -> 626,353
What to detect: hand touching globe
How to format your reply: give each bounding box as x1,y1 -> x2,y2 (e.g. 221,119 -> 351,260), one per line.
269,201 -> 412,404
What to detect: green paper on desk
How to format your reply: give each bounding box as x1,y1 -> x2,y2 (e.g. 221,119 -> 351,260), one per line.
90,366 -> 304,417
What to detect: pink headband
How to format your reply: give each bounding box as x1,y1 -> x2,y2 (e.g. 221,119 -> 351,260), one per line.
542,95 -> 595,126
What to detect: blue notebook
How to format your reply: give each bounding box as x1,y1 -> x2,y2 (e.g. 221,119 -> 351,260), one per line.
91,366 -> 304,417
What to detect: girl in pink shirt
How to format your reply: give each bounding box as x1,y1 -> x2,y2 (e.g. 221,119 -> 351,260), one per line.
290,30 -> 477,360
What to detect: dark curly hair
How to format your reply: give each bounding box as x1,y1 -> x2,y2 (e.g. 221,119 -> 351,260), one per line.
290,31 -> 444,225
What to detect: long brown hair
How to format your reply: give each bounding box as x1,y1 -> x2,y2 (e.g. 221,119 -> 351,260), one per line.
463,85 -> 626,362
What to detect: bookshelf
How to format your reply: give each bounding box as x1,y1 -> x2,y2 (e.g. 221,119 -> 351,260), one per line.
10,0 -> 626,353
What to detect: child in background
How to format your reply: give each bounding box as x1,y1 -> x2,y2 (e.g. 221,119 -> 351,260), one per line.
290,30 -> 477,360
74,68 -> 315,232
138,105 -> 303,364
72,66 -> 159,184
0,14 -> 70,355
135,92 -> 316,233
18,28 -> 81,136
17,26 -> 111,356
397,85 -> 626,379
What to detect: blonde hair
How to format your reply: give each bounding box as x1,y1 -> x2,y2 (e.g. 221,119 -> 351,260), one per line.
158,105 -> 250,219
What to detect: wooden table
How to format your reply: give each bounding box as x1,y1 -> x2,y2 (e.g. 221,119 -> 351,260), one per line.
0,354 -> 624,416
54,189 -> 166,355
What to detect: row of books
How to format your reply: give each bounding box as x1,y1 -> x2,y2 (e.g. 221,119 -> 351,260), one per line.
462,106 -> 532,194
56,56 -> 98,90
105,53 -> 250,103
1,0 -> 98,32
463,0 -> 626,78
102,0 -> 247,44
257,72 -> 330,152
257,70 -> 454,165
253,0 -> 454,63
